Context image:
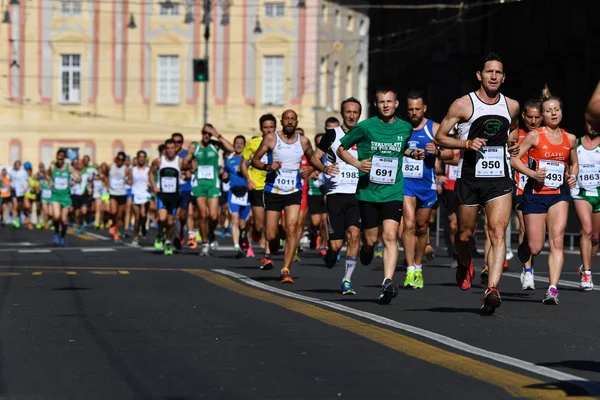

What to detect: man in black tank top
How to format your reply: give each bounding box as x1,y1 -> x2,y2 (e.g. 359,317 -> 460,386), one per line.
434,52 -> 521,315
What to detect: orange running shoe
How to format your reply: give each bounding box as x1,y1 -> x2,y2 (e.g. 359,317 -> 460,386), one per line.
503,259 -> 509,269
280,268 -> 293,283
456,259 -> 474,291
188,235 -> 197,249
260,257 -> 273,270
109,225 -> 116,236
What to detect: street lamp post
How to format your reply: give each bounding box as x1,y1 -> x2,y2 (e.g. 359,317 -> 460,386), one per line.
203,0 -> 211,126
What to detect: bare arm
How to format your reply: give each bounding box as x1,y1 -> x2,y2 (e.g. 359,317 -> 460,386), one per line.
300,136 -> 314,179
251,134 -> 279,172
510,131 -> 542,182
183,143 -> 195,165
567,133 -> 579,188
506,97 -> 521,156
337,145 -> 371,173
149,159 -> 160,193
206,125 -> 234,154
435,96 -> 486,150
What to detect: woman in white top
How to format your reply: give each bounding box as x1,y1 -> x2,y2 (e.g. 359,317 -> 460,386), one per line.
129,150 -> 151,245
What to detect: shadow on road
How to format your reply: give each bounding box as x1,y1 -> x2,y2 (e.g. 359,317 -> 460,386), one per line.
403,307 -> 481,315
296,288 -> 339,294
538,360 -> 600,373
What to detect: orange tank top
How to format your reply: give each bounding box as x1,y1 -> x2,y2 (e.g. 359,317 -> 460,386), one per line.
0,176 -> 10,198
527,127 -> 571,195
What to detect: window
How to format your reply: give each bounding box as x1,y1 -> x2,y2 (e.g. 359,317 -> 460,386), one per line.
60,1 -> 82,16
319,57 -> 327,107
334,9 -> 341,27
262,56 -> 285,105
157,55 -> 180,105
345,66 -> 352,98
60,54 -> 81,104
265,2 -> 285,17
358,63 -> 367,121
332,61 -> 340,108
359,18 -> 368,36
321,3 -> 327,22
10,142 -> 20,164
159,2 -> 180,16
346,14 -> 354,31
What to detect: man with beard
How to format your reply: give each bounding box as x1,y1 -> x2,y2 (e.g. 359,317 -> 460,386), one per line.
401,91 -> 453,289
251,110 -> 314,283
435,52 -> 520,315
310,98 -> 363,295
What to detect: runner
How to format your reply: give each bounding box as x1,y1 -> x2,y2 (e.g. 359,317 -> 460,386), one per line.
183,124 -> 234,256
149,139 -> 185,255
401,91 -> 452,289
0,168 -> 10,224
572,121 -> 600,291
307,134 -> 328,258
81,155 -> 98,230
251,109 -> 314,283
39,171 -> 53,229
9,161 -> 28,228
92,163 -> 108,229
240,114 -> 277,269
130,150 -> 151,246
48,149 -> 81,246
512,85 -> 578,304
293,127 -> 315,262
512,99 -> 542,290
105,152 -> 130,241
434,52 -> 520,315
337,87 -> 413,304
310,97 -> 362,294
23,162 -> 38,229
70,158 -> 92,233
171,133 -> 194,249
325,117 -> 341,129
223,135 -> 252,258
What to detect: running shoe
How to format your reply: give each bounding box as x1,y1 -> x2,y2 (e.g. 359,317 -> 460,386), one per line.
52,233 -> 60,246
280,267 -> 293,283
164,243 -> 173,256
425,244 -> 435,260
413,271 -> 424,289
109,225 -> 116,236
377,278 -> 399,305
403,270 -> 416,288
12,220 -> 20,229
481,287 -> 501,315
324,249 -> 339,269
480,265 -> 489,286
246,246 -> 255,258
456,259 -> 474,291
59,237 -> 67,247
154,237 -> 164,250
292,251 -> 301,263
200,243 -> 210,257
188,235 -> 197,249
374,243 -> 384,259
579,266 -> 594,291
210,240 -> 219,251
451,254 -> 458,269
319,247 -> 327,258
132,236 -> 140,246
360,245 -> 374,266
75,225 -> 84,234
234,248 -> 245,259
521,270 -> 535,290
260,257 -> 274,270
542,287 -> 559,305
341,280 -> 356,295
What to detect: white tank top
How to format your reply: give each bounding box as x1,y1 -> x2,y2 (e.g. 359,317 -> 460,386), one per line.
576,137 -> 600,194
158,155 -> 180,194
131,166 -> 150,195
264,132 -> 304,195
108,164 -> 127,195
324,126 -> 359,195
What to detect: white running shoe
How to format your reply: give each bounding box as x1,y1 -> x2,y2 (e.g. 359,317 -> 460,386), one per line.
579,267 -> 594,291
521,270 -> 535,290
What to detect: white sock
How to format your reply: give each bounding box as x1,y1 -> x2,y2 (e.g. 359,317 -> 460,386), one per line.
415,264 -> 422,271
234,244 -> 240,250
407,265 -> 415,272
549,285 -> 557,290
343,257 -> 357,282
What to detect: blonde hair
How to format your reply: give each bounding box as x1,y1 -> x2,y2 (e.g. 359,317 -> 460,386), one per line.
540,84 -> 563,110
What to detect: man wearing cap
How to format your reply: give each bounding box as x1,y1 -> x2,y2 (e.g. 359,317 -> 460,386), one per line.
23,162 -> 39,229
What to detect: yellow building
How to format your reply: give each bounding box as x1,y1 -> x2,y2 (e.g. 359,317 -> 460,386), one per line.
0,0 -> 368,167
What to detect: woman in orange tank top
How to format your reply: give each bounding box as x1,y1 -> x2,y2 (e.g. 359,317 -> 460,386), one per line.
510,85 -> 578,305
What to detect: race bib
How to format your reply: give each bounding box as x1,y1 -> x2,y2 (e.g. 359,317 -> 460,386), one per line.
54,177 -> 68,190
517,172 -> 529,190
71,184 -> 83,196
579,164 -> 600,190
337,165 -> 359,186
110,177 -> 124,190
403,157 -> 423,179
134,193 -> 149,204
197,165 -> 214,180
475,146 -> 505,178
42,189 -> 52,199
447,165 -> 459,181
160,176 -> 177,193
370,156 -> 397,185
231,193 -> 248,206
273,169 -> 297,192
539,160 -> 564,189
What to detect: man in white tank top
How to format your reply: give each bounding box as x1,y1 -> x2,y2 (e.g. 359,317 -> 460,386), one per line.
251,109 -> 315,284
434,52 -> 521,315
104,151 -> 130,241
129,150 -> 151,246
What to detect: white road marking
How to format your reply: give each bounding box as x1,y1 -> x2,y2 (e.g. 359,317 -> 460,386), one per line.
0,242 -> 36,247
79,231 -> 111,241
18,249 -> 51,254
213,268 -> 600,395
80,248 -> 116,253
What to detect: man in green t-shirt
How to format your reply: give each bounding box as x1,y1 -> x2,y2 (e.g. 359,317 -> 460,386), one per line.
337,87 -> 423,305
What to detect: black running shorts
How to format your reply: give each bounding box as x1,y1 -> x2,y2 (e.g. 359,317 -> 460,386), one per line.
326,194 -> 361,240
358,200 -> 403,230
455,178 -> 513,207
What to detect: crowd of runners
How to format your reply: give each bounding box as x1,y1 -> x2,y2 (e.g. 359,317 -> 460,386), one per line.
2,52 -> 600,314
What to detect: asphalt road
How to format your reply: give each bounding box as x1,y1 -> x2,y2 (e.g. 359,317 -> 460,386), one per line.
0,226 -> 598,400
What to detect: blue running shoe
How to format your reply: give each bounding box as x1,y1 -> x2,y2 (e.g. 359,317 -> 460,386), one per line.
59,237 -> 67,247
377,278 -> 399,305
52,233 -> 60,246
341,280 -> 356,295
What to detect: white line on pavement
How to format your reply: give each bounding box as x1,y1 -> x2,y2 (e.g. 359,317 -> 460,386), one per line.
80,248 -> 116,252
18,249 -> 51,254
80,231 -> 111,241
0,242 -> 36,247
213,268 -> 600,395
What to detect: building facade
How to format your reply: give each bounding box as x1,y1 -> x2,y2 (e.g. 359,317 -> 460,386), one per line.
0,0 -> 368,166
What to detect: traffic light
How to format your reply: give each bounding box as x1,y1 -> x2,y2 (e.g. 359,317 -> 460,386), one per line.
193,58 -> 209,82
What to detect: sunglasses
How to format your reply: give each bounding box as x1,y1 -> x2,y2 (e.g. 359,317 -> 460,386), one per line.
202,131 -> 211,135
57,158 -> 65,162
174,140 -> 183,144
117,158 -> 125,162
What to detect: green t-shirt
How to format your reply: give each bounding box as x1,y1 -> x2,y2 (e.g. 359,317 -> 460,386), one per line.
339,116 -> 412,202
52,164 -> 71,197
193,142 -> 220,185
308,175 -> 324,196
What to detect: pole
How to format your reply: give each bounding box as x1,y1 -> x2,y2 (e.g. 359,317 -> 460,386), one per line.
203,1 -> 211,126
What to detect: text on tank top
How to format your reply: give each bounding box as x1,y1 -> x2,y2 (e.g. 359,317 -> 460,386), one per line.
456,92 -> 511,180
577,137 -> 600,194
265,132 -> 304,195
159,155 -> 180,194
324,126 -> 359,195
404,119 -> 436,189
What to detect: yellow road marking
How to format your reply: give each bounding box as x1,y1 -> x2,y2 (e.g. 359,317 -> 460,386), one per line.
184,269 -> 586,400
90,271 -> 118,275
65,271 -> 77,275
67,229 -> 95,241
0,266 -> 178,272
0,272 -> 21,276
118,270 -> 130,275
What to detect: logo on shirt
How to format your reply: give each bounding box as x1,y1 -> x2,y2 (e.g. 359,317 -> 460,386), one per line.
484,119 -> 503,134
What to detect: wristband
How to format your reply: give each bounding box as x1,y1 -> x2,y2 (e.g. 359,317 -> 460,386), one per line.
465,140 -> 471,149
264,163 -> 271,171
410,150 -> 415,159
